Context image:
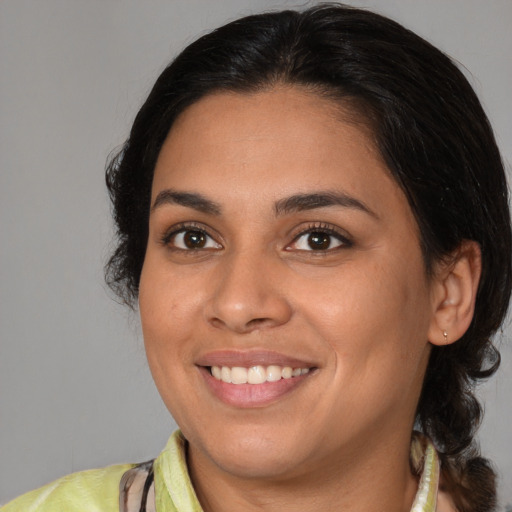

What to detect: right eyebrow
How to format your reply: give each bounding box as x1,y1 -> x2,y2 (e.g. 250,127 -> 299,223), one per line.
151,189 -> 222,215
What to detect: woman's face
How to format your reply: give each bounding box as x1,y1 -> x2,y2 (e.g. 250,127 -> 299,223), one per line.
139,87 -> 438,480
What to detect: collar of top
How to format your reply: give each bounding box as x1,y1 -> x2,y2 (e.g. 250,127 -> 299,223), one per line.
120,430 -> 439,512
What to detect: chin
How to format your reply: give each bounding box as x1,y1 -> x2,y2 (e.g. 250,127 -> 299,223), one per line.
187,423 -> 312,480
209,446 -> 306,481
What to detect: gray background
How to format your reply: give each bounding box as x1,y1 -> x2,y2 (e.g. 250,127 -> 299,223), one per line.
1,0 -> 511,507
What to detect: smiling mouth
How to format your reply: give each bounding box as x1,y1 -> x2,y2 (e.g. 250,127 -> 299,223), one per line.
209,365 -> 312,384
199,359 -> 316,407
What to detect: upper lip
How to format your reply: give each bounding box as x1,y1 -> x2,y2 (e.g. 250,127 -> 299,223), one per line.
196,349 -> 316,368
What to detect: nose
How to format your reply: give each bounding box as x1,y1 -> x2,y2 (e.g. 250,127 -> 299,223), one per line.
205,251 -> 293,334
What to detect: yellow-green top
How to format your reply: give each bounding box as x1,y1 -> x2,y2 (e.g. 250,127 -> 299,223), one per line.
1,431 -> 438,512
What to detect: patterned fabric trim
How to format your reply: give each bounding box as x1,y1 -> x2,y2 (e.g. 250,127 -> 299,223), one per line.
119,431 -> 440,512
410,433 -> 440,512
119,460 -> 156,512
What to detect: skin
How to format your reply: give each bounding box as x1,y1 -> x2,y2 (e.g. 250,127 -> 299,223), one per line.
139,86 -> 478,512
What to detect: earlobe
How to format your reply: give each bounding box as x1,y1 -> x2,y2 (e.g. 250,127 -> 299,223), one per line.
428,241 -> 481,346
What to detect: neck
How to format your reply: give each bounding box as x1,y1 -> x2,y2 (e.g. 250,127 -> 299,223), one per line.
188,430 -> 419,512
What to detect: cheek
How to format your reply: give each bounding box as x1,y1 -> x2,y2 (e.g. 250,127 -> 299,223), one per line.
299,262 -> 430,430
294,256 -> 431,372
138,264 -> 203,419
140,251 -> 204,319
138,260 -> 202,367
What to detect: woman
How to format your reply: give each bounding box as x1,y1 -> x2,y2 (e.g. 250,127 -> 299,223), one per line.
2,4 -> 510,512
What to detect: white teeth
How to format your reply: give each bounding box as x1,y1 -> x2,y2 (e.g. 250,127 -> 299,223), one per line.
231,366 -> 248,384
210,364 -> 312,384
281,366 -> 293,379
248,366 -> 266,384
266,365 -> 282,382
221,366 -> 232,383
211,366 -> 222,379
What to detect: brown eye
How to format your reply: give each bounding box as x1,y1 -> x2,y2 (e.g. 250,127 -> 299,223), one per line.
290,227 -> 349,252
170,229 -> 221,250
307,232 -> 332,250
183,230 -> 207,248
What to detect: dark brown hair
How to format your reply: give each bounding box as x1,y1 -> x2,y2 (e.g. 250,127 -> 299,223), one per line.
105,5 -> 511,509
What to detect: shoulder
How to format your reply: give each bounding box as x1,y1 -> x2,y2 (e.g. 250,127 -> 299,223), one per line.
1,463 -> 134,512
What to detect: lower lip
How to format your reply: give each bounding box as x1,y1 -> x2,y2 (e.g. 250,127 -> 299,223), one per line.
199,367 -> 312,408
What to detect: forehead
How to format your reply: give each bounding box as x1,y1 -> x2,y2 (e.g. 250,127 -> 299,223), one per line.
152,86 -> 410,223
167,86 -> 377,158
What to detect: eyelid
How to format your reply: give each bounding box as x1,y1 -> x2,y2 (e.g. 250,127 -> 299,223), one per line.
286,222 -> 353,252
160,221 -> 222,250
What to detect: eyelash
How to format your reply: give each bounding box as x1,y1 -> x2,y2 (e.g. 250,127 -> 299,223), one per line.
160,222 -> 352,253
288,222 -> 352,253
160,222 -> 221,252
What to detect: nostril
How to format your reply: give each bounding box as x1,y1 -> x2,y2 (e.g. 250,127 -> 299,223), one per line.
246,318 -> 271,328
209,316 -> 274,333
209,318 -> 225,329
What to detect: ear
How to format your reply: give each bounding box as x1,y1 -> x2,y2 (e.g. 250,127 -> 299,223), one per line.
428,240 -> 481,346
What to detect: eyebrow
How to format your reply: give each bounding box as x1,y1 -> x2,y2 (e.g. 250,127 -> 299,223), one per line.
152,189 -> 222,215
274,191 -> 377,218
151,189 -> 376,219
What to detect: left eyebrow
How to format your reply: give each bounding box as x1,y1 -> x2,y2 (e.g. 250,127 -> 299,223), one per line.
274,191 -> 378,218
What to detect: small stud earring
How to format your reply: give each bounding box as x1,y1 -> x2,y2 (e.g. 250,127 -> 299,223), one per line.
443,331 -> 448,343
